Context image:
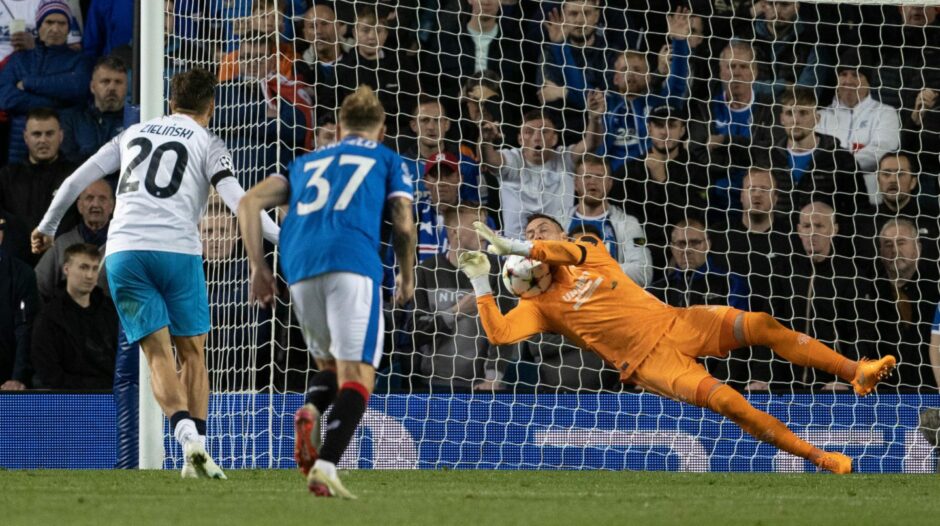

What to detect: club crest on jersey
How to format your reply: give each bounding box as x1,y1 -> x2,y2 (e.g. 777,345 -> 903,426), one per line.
562,271 -> 605,310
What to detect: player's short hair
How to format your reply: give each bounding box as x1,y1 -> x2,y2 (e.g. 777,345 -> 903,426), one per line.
26,107 -> 60,124
880,218 -> 919,242
878,150 -> 919,175
568,223 -> 604,241
64,243 -> 102,264
240,30 -> 278,53
93,55 -> 127,75
573,154 -> 610,175
671,217 -> 708,238
780,85 -> 817,107
443,203 -> 486,229
356,3 -> 394,26
339,85 -> 385,132
525,213 -> 564,232
170,68 -> 218,115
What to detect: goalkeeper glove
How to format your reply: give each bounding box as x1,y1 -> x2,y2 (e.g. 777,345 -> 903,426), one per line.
457,251 -> 494,296
473,221 -> 532,257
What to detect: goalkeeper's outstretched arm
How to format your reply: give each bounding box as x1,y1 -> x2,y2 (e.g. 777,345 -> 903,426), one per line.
238,175 -> 290,306
472,221 -> 598,267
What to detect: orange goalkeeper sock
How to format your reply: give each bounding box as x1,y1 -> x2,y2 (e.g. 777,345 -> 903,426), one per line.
742,312 -> 857,382
705,383 -> 824,463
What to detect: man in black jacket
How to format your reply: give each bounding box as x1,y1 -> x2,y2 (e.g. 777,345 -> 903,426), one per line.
771,202 -> 875,390
867,219 -> 940,392
767,86 -> 864,223
59,55 -> 127,164
0,108 -> 78,263
0,219 -> 39,390
31,243 -> 117,390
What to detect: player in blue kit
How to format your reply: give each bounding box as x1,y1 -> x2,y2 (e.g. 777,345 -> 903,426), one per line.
239,85 -> 416,498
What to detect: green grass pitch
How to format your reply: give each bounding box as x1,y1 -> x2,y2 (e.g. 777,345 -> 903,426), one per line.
2,469 -> 937,526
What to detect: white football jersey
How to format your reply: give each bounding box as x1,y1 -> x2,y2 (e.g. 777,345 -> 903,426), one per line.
97,114 -> 234,257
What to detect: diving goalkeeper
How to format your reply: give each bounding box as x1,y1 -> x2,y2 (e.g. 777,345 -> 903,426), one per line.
458,215 -> 896,474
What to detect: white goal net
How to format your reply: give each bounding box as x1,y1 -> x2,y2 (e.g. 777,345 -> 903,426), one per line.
155,0 -> 940,472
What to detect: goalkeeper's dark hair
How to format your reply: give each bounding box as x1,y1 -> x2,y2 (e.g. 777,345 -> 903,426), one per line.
568,223 -> 605,242
170,68 -> 217,115
525,213 -> 564,232
64,243 -> 102,264
340,85 -> 385,132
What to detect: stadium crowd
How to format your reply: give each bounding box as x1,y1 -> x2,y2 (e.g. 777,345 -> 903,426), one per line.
0,0 -> 939,396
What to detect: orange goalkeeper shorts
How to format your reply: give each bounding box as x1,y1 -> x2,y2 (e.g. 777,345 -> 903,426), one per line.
630,305 -> 743,405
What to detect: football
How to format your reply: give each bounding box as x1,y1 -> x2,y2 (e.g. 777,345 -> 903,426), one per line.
501,255 -> 552,298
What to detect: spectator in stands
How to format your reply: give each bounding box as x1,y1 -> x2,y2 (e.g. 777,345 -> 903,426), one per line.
405,96 -> 482,199
816,48 -> 901,199
60,55 -> 127,164
902,79 -> 940,197
416,152 -> 462,261
771,201 -> 872,390
0,108 -> 78,257
652,217 -> 749,310
564,155 -> 652,286
0,219 -> 39,390
423,0 -> 529,108
767,86 -> 864,219
878,4 -> 940,110
0,0 -> 82,63
214,31 -> 307,187
201,206 -> 268,391
856,152 -> 940,271
35,180 -> 112,303
621,106 -> 706,273
479,101 -> 604,239
870,219 -> 940,391
336,3 -> 418,145
0,1 -> 91,163
83,0 -> 134,58
216,0 -> 297,83
687,40 -> 776,211
746,0 -> 835,101
414,205 -> 512,391
31,243 -> 116,389
313,113 -> 337,149
601,7 -> 692,173
711,167 -> 793,315
296,2 -> 347,123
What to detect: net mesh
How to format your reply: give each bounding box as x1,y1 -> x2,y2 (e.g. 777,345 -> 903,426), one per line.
159,0 -> 940,471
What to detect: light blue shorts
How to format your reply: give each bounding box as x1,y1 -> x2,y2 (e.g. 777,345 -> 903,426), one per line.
105,251 -> 210,344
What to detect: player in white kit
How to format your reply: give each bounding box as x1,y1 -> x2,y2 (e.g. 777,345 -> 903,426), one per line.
32,69 -> 279,479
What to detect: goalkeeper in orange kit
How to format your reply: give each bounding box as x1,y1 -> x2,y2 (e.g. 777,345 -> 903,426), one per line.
458,214 -> 896,474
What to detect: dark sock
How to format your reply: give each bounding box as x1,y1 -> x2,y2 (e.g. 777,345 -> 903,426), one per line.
318,382 -> 368,464
193,418 -> 207,436
170,410 -> 191,430
304,370 -> 338,414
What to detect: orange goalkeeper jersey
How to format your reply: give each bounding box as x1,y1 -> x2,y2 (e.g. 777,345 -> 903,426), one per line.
478,238 -> 680,379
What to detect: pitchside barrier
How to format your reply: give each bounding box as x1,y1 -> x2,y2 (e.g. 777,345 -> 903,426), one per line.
2,393 -> 937,473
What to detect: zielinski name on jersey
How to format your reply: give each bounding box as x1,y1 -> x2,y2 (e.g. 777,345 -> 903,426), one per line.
139,124 -> 195,140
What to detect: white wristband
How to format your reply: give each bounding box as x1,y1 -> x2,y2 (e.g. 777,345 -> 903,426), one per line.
469,275 -> 492,297
508,240 -> 533,257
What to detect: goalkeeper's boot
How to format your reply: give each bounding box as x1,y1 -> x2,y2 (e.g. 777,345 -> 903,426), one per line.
294,404 -> 321,477
851,355 -> 897,396
815,452 -> 853,474
184,441 -> 228,480
307,460 -> 356,499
